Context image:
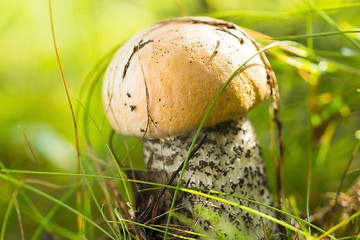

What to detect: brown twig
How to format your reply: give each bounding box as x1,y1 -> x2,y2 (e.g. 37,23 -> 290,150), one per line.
266,67 -> 284,208
18,126 -> 38,164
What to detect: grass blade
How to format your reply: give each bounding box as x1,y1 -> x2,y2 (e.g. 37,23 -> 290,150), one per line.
48,0 -> 83,235
270,31 -> 360,41
163,40 -> 298,239
30,187 -> 77,240
182,188 -> 311,238
0,173 -> 115,240
308,0 -> 360,49
0,190 -> 17,240
317,210 -> 360,239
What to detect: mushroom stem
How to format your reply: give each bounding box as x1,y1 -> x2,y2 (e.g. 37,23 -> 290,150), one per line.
143,116 -> 278,239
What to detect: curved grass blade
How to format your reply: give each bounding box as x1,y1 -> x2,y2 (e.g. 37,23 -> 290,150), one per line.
336,140 -> 360,203
76,99 -> 135,211
79,42 -> 124,147
271,31 -> 360,41
307,0 -> 360,49
30,187 -> 77,240
243,28 -> 360,76
22,193 -> 80,240
108,217 -> 201,239
205,2 -> 360,20
181,188 -> 312,238
81,162 -> 122,239
305,5 -> 314,234
317,210 -> 360,239
0,189 -> 17,240
0,168 -> 335,238
205,10 -> 289,19
0,173 -> 115,240
163,40 -> 299,239
48,0 -> 83,235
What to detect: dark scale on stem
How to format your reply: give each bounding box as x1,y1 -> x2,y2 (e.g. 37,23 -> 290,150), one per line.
260,189 -> 265,196
142,116 -> 278,239
245,149 -> 251,158
239,178 -> 245,188
165,156 -> 174,166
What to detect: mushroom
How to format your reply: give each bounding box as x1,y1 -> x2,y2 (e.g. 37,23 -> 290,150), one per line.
103,17 -> 278,239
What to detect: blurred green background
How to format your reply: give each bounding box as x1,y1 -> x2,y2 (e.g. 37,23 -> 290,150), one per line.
1,0 -> 359,239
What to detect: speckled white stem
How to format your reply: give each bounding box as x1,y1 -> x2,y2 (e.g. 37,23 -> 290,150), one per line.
143,116 -> 278,239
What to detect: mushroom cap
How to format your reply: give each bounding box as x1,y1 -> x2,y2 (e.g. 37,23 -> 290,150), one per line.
103,17 -> 272,138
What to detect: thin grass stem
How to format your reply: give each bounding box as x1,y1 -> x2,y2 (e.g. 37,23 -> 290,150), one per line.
182,188 -> 312,238
30,187 -> 77,240
163,40 -> 303,239
0,173 -> 115,240
317,210 -> 360,239
48,0 -> 83,235
308,0 -> 360,49
305,1 -> 314,233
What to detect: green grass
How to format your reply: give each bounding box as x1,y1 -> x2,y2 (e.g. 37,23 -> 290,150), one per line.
1,0 -> 360,239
